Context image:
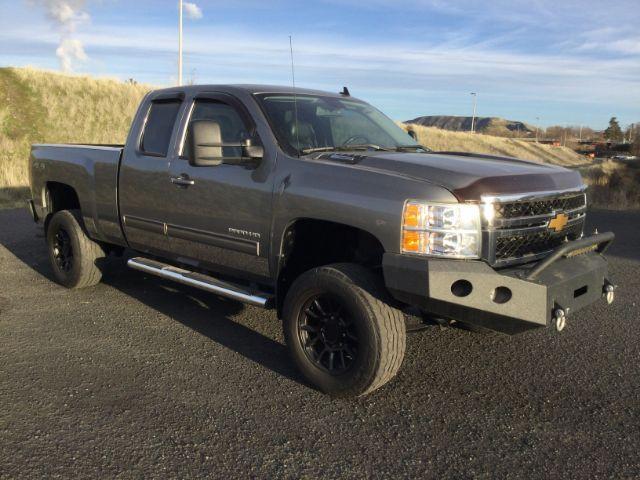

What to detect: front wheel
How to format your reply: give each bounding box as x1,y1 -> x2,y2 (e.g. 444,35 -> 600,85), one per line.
283,263 -> 406,397
46,210 -> 105,289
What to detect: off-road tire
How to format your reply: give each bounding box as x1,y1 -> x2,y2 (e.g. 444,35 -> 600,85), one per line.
46,209 -> 104,289
283,263 -> 406,397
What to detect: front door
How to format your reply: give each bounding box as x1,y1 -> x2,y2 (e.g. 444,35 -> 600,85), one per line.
119,95 -> 183,256
164,93 -> 273,281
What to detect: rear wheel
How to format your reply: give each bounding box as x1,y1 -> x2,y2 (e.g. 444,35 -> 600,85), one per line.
283,263 -> 406,397
46,210 -> 104,289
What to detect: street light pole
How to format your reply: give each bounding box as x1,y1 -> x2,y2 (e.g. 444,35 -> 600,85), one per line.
470,92 -> 477,133
178,0 -> 183,86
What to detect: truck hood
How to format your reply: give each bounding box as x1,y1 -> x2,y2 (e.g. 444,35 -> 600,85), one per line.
321,151 -> 584,201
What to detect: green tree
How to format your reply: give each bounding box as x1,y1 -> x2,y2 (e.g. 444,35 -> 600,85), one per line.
604,117 -> 623,142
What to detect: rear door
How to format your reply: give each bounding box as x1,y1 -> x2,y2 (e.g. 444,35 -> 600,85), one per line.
119,94 -> 184,255
164,93 -> 274,281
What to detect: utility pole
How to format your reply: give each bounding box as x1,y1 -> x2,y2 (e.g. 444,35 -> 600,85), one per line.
470,92 -> 477,133
579,125 -> 583,142
178,0 -> 183,86
535,116 -> 540,142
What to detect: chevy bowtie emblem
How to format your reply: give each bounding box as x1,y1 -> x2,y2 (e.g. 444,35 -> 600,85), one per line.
548,212 -> 568,232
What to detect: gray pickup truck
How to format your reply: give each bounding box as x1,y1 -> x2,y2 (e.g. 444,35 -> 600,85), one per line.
28,85 -> 615,397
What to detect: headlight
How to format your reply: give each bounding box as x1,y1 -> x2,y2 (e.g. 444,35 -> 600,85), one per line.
401,201 -> 481,258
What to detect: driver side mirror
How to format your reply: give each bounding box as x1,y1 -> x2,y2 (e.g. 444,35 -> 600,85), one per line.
189,119 -> 264,167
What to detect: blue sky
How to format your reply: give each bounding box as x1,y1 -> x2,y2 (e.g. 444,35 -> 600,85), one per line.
1,0 -> 638,129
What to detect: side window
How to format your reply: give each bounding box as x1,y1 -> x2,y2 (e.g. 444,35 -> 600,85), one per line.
141,99 -> 182,156
183,100 -> 251,159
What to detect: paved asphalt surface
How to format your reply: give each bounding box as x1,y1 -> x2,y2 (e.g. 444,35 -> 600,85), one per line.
0,208 -> 638,479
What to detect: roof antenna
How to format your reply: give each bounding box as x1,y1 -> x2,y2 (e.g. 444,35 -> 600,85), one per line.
340,86 -> 350,97
289,35 -> 300,155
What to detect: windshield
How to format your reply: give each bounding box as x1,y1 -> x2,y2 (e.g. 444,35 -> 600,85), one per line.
255,94 -> 422,155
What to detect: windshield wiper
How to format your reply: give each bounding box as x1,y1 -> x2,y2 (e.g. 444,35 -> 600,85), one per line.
301,146 -> 341,154
301,144 -> 393,154
344,144 -> 394,152
395,145 -> 430,152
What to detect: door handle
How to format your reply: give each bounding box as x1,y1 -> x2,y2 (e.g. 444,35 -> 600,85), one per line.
170,175 -> 195,187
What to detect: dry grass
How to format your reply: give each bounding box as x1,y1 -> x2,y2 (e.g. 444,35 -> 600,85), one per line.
12,67 -> 150,144
0,67 -> 150,208
402,124 -> 587,166
580,160 -> 640,209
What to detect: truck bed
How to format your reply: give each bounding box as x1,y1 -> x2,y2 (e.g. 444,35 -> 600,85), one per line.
30,144 -> 126,246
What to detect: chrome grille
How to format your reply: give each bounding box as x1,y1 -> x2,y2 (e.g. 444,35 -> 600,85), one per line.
494,222 -> 584,260
495,194 -> 586,219
482,190 -> 587,267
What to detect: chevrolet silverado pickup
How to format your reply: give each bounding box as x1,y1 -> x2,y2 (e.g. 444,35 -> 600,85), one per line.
28,85 -> 615,397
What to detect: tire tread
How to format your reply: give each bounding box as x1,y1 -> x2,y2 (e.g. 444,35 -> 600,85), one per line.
284,262 -> 406,397
47,209 -> 104,289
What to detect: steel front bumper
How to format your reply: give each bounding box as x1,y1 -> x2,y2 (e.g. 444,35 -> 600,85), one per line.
383,233 -> 615,334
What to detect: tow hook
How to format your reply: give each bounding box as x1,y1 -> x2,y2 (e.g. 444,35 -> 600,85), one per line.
553,308 -> 567,332
603,282 -> 616,304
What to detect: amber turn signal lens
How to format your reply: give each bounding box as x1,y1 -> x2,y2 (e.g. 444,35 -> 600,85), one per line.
403,203 -> 421,228
402,230 -> 421,252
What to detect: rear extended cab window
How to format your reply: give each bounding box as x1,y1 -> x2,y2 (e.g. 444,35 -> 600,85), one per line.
140,99 -> 182,157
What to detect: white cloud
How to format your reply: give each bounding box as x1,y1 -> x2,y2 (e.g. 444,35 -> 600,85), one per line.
28,0 -> 89,31
608,39 -> 640,55
38,24 -> 634,104
56,37 -> 87,72
183,2 -> 203,20
27,0 -> 90,71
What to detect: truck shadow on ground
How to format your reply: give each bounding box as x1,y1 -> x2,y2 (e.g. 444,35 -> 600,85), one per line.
100,259 -> 308,388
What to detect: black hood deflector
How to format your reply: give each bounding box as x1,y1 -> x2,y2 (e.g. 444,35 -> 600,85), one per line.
318,151 -> 583,201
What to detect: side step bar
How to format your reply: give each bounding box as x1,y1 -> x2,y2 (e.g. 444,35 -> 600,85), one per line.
127,257 -> 273,308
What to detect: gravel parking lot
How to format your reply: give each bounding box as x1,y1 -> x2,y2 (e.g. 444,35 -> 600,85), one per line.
1,208 -> 638,479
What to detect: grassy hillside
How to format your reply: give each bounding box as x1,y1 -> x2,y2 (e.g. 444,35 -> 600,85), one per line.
0,67 -> 150,207
406,115 -> 535,136
580,160 -> 640,209
402,124 -> 586,166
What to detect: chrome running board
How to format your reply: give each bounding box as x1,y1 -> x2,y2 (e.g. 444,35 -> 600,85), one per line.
127,257 -> 273,308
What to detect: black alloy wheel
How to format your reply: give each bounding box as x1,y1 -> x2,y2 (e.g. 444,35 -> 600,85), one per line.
46,209 -> 105,289
52,227 -> 73,273
283,263 -> 406,397
297,294 -> 359,375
